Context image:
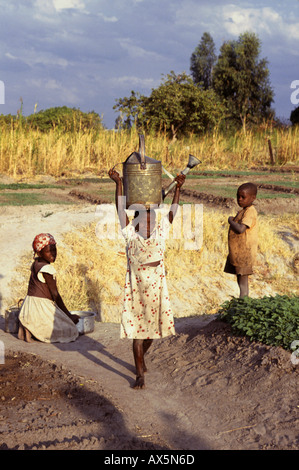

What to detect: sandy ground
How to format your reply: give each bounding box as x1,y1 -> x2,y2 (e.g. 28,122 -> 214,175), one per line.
0,195 -> 298,451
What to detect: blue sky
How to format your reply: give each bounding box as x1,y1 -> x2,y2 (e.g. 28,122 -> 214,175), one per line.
0,0 -> 298,128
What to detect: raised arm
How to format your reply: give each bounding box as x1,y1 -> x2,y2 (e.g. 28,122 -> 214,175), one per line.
108,168 -> 129,229
168,174 -> 186,224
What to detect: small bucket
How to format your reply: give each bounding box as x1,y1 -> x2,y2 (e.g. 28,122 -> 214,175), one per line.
71,311 -> 96,335
5,303 -> 22,334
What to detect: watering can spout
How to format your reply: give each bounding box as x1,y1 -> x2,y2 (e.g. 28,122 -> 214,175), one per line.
162,154 -> 201,199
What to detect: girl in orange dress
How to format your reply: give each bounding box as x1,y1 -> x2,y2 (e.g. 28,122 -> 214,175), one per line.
224,183 -> 258,298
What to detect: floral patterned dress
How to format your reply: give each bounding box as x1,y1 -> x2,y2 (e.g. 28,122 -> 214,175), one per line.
120,217 -> 175,340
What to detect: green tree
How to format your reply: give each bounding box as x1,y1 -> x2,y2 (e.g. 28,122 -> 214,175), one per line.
113,91 -> 144,129
212,32 -> 274,129
114,72 -> 225,139
190,32 -> 217,89
290,106 -> 299,126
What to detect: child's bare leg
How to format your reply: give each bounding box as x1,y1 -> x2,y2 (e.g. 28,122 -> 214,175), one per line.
133,339 -> 146,389
18,323 -> 25,341
237,274 -> 249,298
142,339 -> 153,372
18,323 -> 35,342
24,327 -> 35,342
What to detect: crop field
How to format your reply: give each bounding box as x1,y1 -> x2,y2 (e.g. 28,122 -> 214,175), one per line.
0,167 -> 298,211
0,123 -> 298,207
0,123 -> 298,176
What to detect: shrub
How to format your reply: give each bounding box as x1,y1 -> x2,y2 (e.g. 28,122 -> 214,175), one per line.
218,295 -> 299,350
290,106 -> 299,126
26,106 -> 103,132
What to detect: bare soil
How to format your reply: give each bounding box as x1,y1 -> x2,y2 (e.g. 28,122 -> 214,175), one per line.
1,316 -> 298,451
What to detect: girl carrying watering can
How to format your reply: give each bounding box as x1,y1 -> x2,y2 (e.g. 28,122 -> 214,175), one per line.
109,167 -> 185,389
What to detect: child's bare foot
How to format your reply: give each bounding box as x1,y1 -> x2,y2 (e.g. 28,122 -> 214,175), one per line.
133,375 -> 145,389
24,327 -> 35,343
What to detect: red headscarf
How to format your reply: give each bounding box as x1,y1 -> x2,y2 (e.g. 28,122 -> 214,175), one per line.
32,233 -> 56,254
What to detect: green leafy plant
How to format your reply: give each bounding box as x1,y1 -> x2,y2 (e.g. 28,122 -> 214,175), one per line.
218,295 -> 299,350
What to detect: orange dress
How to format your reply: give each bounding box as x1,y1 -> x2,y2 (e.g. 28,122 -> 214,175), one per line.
224,205 -> 258,275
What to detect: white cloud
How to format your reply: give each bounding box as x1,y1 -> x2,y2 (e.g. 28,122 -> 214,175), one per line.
6,50 -> 69,68
28,78 -> 79,104
5,52 -> 18,60
29,78 -> 61,90
111,76 -> 158,89
53,0 -> 85,11
220,5 -> 299,44
97,12 -> 118,23
33,0 -> 117,25
34,0 -> 55,13
288,22 -> 299,41
33,0 -> 85,16
222,5 -> 281,36
175,2 -> 299,44
119,38 -> 164,61
45,79 -> 62,90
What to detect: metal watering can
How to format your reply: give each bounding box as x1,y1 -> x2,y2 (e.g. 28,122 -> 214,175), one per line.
120,135 -> 201,208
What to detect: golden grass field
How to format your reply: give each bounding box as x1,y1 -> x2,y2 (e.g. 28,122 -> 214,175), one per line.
0,123 -> 298,177
11,207 -> 298,321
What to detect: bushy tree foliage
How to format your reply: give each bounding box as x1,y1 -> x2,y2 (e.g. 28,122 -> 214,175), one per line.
26,106 -> 103,132
114,72 -> 226,139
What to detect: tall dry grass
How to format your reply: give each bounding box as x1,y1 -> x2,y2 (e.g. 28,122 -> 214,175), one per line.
0,124 -> 298,178
11,208 -> 298,322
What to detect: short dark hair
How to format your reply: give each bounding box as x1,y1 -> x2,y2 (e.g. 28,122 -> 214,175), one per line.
238,182 -> 257,196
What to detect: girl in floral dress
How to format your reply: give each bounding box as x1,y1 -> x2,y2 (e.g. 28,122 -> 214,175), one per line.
109,168 -> 185,389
